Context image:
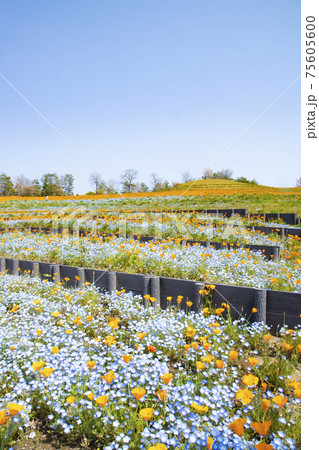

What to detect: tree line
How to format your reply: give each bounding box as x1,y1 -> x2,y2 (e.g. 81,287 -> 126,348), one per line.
0,168 -> 265,197
87,168 -> 260,195
0,173 -> 74,197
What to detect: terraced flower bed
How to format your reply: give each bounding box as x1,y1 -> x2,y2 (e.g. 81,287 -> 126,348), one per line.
0,274 -> 301,449
0,230 -> 301,292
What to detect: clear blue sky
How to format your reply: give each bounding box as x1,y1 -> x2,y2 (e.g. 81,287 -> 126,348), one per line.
0,0 -> 300,194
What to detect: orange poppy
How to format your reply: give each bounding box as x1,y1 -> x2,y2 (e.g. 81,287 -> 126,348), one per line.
255,444 -> 273,450
202,354 -> 214,364
227,418 -> 246,436
283,342 -> 293,351
122,355 -> 132,364
215,360 -> 225,369
248,357 -> 260,367
148,345 -> 156,353
104,335 -> 117,346
262,399 -> 271,411
101,370 -> 116,384
236,389 -> 254,405
132,387 -> 146,401
272,395 -> 287,408
242,374 -> 259,387
195,361 -> 206,371
161,373 -> 173,385
155,389 -> 167,402
250,421 -> 271,436
229,350 -> 238,360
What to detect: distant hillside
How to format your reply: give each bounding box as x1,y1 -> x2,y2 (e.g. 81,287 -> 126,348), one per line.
170,178 -> 298,192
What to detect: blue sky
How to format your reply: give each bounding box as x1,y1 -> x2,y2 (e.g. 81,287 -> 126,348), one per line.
0,0 -> 300,194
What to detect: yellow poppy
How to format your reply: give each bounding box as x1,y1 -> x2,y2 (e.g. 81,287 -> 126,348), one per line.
186,326 -> 196,338
229,350 -> 238,360
137,332 -> 147,340
7,403 -> 25,416
95,395 -> 108,407
236,389 -> 254,405
87,361 -> 97,370
31,361 -> 46,371
39,367 -> 54,378
148,445 -> 167,450
0,410 -> 9,425
191,402 -> 208,414
140,408 -> 154,421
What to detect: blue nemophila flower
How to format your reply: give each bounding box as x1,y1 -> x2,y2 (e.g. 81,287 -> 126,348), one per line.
0,273 -> 300,449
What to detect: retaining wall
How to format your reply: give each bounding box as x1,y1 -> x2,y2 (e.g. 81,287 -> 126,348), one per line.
0,257 -> 301,330
0,227 -> 282,260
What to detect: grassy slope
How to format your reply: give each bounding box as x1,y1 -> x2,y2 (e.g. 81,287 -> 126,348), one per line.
0,180 -> 301,215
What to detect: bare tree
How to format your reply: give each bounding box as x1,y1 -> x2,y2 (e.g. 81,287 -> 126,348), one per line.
14,175 -> 37,196
296,177 -> 301,187
135,182 -> 149,192
182,171 -> 192,183
121,169 -> 138,193
202,167 -> 233,180
89,173 -> 105,194
150,173 -> 163,191
202,167 -> 214,179
217,169 -> 233,179
104,179 -> 120,194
